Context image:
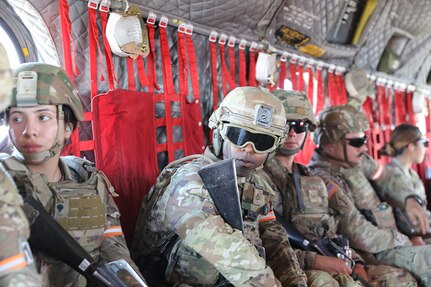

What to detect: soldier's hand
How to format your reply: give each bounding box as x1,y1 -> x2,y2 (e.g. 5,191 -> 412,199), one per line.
313,255 -> 352,275
405,197 -> 429,235
410,236 -> 426,246
352,263 -> 369,281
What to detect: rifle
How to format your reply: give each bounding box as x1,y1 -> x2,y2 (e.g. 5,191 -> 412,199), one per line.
22,195 -> 148,287
275,212 -> 372,287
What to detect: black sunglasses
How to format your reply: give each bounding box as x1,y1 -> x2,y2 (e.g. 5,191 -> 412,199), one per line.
287,121 -> 308,134
345,135 -> 368,148
417,138 -> 429,148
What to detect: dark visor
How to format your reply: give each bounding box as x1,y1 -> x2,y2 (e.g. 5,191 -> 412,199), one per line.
223,125 -> 276,152
346,135 -> 367,148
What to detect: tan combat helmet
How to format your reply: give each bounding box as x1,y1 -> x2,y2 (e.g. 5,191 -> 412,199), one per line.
313,104 -> 369,146
272,89 -> 316,155
0,43 -> 12,111
209,86 -> 287,156
8,63 -> 84,164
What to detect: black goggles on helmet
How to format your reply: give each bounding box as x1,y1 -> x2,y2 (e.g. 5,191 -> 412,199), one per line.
345,135 -> 368,148
287,120 -> 309,134
220,124 -> 278,153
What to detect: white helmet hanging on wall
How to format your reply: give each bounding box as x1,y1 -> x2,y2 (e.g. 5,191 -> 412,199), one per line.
0,43 -> 12,111
106,4 -> 150,59
345,68 -> 374,109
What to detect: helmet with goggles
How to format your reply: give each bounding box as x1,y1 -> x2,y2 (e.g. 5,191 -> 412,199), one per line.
0,43 -> 12,111
7,62 -> 84,164
313,104 -> 369,146
208,86 -> 287,155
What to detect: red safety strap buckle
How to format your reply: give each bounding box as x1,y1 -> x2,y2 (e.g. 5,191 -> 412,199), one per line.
185,23 -> 193,35
335,67 -> 345,76
227,36 -> 236,48
290,54 -> 299,64
239,39 -> 247,50
87,0 -> 99,9
280,52 -> 288,62
147,11 -> 157,25
99,0 -> 110,12
209,30 -> 218,42
159,15 -> 169,28
218,33 -> 227,45
249,41 -> 258,52
178,23 -> 187,34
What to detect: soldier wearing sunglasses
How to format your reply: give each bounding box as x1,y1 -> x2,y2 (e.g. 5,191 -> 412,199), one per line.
378,124 -> 431,244
260,91 -> 416,287
309,104 -> 431,287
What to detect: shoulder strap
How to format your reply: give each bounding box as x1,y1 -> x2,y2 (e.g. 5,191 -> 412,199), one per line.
1,155 -> 28,172
61,156 -> 95,181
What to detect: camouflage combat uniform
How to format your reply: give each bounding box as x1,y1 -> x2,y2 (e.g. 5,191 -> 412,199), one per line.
378,158 -> 431,220
135,147 -> 307,287
261,158 -> 416,287
1,155 -> 139,287
309,150 -> 431,286
0,164 -> 41,287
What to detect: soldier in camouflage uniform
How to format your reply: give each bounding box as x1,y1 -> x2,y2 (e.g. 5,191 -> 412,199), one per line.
259,90 -> 416,287
378,124 -> 431,243
0,44 -> 41,287
1,62 -> 143,286
308,104 -> 431,287
133,86 -> 307,287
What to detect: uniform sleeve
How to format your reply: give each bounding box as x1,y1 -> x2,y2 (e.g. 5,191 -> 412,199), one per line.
0,202 -> 41,287
293,249 -> 317,270
165,168 -> 280,287
317,171 -> 411,253
259,219 -> 308,287
376,165 -> 420,208
98,182 -> 143,279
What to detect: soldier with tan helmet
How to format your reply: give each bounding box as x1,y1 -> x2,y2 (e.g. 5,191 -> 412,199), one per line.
260,91 -> 417,287
0,44 -> 41,286
308,104 -> 431,287
0,62 -> 143,286
133,86 -> 307,287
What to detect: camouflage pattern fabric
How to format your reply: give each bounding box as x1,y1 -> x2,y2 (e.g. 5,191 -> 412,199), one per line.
1,155 -> 140,287
137,147 -> 306,287
261,158 -> 417,286
0,165 -> 41,287
309,149 -> 431,286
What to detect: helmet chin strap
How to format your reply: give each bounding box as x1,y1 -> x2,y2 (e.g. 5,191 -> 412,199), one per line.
13,105 -> 65,165
277,131 -> 308,156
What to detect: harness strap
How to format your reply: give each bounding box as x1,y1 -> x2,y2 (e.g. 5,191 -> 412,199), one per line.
248,42 -> 257,87
209,32 -> 219,110
238,40 -> 247,86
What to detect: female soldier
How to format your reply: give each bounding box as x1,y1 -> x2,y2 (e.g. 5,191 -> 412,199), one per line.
1,62 -> 143,286
379,124 -> 431,244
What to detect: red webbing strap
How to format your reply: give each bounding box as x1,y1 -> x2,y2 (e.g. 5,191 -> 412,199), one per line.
88,5 -> 99,98
394,88 -> 405,126
407,91 -> 417,124
219,38 -> 236,95
228,37 -> 236,84
127,58 -> 136,91
184,26 -> 205,155
362,97 -> 376,156
427,98 -> 431,133
238,40 -> 247,86
146,21 -> 159,91
376,84 -> 385,129
289,60 -> 298,90
316,67 -> 324,114
248,44 -> 257,87
209,36 -> 219,111
297,63 -> 304,92
59,0 -> 74,82
136,56 -> 150,88
328,70 -> 337,106
278,60 -> 286,89
159,20 -> 176,163
335,72 -> 347,105
307,65 -> 314,107
100,10 -> 116,90
177,28 -> 188,97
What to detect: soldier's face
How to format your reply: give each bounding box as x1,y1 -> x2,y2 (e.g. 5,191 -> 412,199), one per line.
224,142 -> 268,171
411,140 -> 427,164
327,132 -> 367,165
8,105 -> 68,154
281,124 -> 307,151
